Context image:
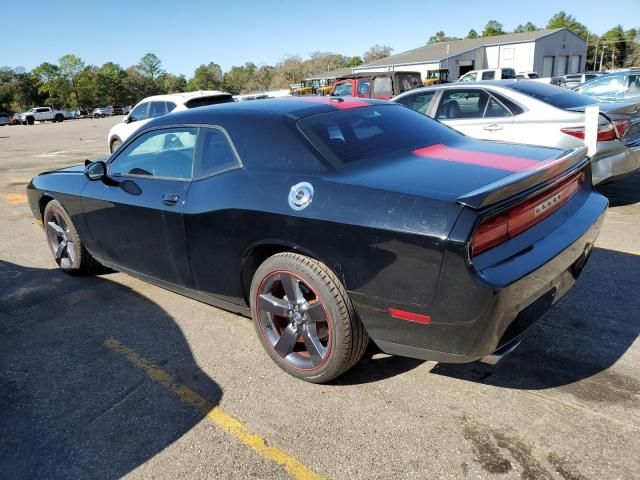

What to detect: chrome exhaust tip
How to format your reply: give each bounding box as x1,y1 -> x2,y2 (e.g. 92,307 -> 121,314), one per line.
480,339 -> 521,366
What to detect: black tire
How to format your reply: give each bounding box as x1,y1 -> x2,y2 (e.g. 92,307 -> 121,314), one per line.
43,200 -> 100,275
110,138 -> 122,153
27,117 -> 34,125
101,113 -> 105,118
250,252 -> 368,383
55,114 -> 64,122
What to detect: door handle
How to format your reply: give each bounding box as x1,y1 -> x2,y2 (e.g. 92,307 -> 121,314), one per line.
162,193 -> 180,206
484,124 -> 504,131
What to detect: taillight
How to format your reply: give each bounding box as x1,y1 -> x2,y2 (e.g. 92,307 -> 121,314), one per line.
471,171 -> 585,256
561,118 -> 630,142
612,118 -> 630,138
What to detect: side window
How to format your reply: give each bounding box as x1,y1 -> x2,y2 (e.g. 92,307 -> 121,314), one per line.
333,82 -> 353,96
109,128 -> 198,180
581,75 -> 624,96
626,75 -> 640,95
460,72 -> 477,82
129,103 -> 149,122
194,127 -> 241,179
371,77 -> 393,97
166,102 -> 177,112
395,91 -> 435,115
357,79 -> 370,95
501,69 -> 516,79
37,108 -> 49,113
484,97 -> 511,118
482,71 -> 495,80
436,89 -> 489,119
149,101 -> 167,118
491,92 -> 523,115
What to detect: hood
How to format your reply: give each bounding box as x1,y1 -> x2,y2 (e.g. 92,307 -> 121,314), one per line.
335,138 -> 583,209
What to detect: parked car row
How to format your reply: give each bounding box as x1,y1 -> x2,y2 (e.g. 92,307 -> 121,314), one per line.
394,80 -> 640,185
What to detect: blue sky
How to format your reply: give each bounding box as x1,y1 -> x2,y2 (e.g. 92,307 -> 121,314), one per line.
2,0 -> 638,75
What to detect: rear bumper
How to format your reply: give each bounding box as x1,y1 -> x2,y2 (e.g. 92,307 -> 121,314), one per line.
353,192 -> 608,363
592,143 -> 640,185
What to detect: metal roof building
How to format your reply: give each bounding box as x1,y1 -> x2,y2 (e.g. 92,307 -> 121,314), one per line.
353,28 -> 587,80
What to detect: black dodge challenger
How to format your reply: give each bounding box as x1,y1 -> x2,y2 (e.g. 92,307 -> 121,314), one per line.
27,97 -> 608,382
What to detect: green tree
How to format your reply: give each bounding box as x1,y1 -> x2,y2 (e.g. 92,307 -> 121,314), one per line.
94,62 -> 126,105
362,44 -> 393,63
625,28 -> 640,66
427,31 -> 460,44
187,62 -> 223,91
466,29 -> 479,39
32,62 -> 66,107
137,53 -> 164,81
158,73 -> 187,93
482,20 -> 504,37
546,11 -> 589,39
514,22 -> 538,33
244,65 -> 276,93
58,54 -> 85,107
222,62 -> 257,94
601,25 -> 628,68
345,56 -> 363,67
304,52 -> 348,76
0,67 -> 14,112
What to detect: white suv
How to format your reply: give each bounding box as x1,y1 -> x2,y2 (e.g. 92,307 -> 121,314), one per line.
107,91 -> 233,152
458,68 -> 517,82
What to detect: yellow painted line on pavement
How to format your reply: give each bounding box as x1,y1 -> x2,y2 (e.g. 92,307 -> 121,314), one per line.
104,338 -> 325,480
3,193 -> 28,204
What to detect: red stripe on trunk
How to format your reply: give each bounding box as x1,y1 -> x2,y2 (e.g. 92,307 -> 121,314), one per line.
412,144 -> 543,172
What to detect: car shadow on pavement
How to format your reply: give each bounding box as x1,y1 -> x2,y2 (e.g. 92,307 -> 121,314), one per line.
596,171 -> 640,206
0,260 -> 222,479
430,247 -> 640,391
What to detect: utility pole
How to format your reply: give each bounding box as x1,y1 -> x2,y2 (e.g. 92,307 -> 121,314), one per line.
593,40 -> 598,71
599,47 -> 605,71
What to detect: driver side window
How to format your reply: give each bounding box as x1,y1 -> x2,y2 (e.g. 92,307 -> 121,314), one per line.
109,128 -> 198,180
129,103 -> 149,122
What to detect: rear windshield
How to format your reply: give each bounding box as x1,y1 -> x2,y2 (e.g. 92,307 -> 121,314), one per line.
506,81 -> 598,109
185,94 -> 234,109
297,104 -> 460,168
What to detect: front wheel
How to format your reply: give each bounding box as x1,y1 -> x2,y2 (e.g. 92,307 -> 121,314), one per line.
110,138 -> 121,153
250,252 -> 368,383
43,200 -> 100,275
55,114 -> 64,122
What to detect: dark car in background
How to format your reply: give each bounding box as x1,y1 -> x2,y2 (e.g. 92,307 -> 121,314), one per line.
0,112 -> 10,126
110,105 -> 124,115
27,97 -> 607,383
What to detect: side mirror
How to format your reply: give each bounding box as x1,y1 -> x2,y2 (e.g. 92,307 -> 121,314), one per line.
85,160 -> 107,181
123,116 -> 132,123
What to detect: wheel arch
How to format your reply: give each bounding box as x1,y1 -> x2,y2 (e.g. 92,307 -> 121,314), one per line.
240,240 -> 332,307
109,135 -> 122,152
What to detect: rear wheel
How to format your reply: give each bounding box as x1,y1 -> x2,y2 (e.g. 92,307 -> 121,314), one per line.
250,252 -> 368,383
43,200 -> 99,275
55,114 -> 64,122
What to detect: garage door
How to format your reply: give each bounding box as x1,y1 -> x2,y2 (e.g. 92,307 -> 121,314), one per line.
542,56 -> 554,77
556,56 -> 567,75
570,56 -> 580,73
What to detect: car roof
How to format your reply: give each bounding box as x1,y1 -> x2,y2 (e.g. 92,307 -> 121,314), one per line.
139,90 -> 231,104
143,96 -> 394,128
395,80 -> 518,96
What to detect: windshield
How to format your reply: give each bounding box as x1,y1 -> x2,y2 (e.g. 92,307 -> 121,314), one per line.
297,104 -> 460,168
506,81 -> 598,109
332,82 -> 354,97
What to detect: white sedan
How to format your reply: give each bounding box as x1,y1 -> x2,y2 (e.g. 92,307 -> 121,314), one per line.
107,91 -> 233,153
393,81 -> 640,185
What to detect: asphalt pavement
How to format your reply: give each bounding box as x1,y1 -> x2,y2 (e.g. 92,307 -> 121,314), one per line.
0,117 -> 638,479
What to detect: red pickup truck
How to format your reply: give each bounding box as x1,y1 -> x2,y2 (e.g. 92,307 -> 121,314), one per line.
330,71 -> 422,100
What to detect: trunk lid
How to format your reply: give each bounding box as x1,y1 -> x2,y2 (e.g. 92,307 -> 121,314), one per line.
336,139 -> 587,209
